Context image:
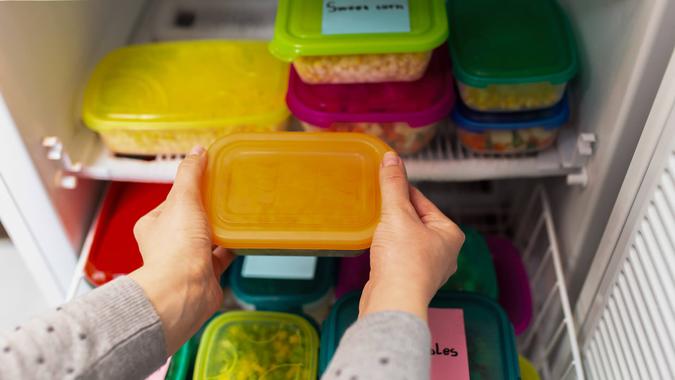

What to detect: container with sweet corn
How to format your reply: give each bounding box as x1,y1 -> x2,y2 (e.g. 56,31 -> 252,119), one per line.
82,41 -> 290,155
447,0 -> 578,112
270,0 -> 448,84
287,47 -> 454,155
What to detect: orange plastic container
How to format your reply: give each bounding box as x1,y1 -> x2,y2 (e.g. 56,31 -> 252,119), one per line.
203,132 -> 389,255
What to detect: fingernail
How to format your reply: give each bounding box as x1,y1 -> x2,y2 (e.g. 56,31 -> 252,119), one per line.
189,145 -> 205,156
382,151 -> 400,167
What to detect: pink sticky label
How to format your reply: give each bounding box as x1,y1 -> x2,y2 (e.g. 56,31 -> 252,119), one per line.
429,308 -> 470,380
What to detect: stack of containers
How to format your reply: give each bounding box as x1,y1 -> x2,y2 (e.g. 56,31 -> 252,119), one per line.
447,0 -> 578,154
271,0 -> 453,154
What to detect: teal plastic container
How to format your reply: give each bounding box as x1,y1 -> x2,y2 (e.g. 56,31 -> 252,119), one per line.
320,292 -> 520,379
440,227 -> 499,300
230,256 -> 335,313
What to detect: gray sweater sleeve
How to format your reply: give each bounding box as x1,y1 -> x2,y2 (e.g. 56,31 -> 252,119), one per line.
322,311 -> 431,380
0,276 -> 167,380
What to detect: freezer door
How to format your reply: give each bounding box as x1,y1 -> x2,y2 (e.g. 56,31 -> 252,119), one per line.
576,50 -> 675,380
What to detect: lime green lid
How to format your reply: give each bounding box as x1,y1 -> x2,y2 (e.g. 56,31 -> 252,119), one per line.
270,0 -> 449,61
447,0 -> 578,87
441,227 -> 498,300
194,311 -> 319,380
166,313 -> 220,380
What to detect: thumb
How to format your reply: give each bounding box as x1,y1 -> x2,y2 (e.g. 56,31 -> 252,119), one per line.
168,145 -> 207,203
379,151 -> 412,216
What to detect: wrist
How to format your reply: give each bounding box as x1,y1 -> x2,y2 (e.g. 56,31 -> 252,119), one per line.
360,280 -> 433,321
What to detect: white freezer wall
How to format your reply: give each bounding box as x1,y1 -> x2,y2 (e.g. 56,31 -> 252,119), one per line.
0,1 -> 146,302
546,0 -> 675,300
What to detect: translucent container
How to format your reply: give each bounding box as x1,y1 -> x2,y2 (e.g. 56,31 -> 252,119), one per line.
270,0 -> 448,84
447,0 -> 577,112
519,356 -> 541,380
230,256 -> 335,322
202,132 -> 389,255
440,227 -> 498,300
85,183 -> 171,287
335,253 -> 370,299
488,236 -> 533,335
82,40 -> 290,155
453,96 -> 570,154
320,292 -> 520,379
166,313 -> 220,380
194,311 -> 319,380
288,48 -> 454,154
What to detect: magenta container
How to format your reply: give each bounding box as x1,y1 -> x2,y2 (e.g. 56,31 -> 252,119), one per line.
335,252 -> 371,299
487,236 -> 533,335
287,47 -> 455,155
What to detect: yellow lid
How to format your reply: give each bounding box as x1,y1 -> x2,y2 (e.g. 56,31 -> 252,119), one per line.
203,132 -> 389,250
519,356 -> 541,380
82,40 -> 290,131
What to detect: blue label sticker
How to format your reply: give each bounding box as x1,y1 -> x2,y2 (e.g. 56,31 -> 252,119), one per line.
241,256 -> 317,280
322,0 -> 411,35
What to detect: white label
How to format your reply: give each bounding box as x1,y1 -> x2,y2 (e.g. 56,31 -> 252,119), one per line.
321,0 -> 411,35
241,256 -> 317,280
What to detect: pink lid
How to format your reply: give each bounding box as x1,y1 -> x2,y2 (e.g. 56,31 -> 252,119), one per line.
287,47 -> 455,128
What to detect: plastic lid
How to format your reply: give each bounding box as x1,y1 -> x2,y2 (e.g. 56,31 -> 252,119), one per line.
194,311 -> 319,380
519,356 -> 541,380
167,313 -> 221,380
82,40 -> 290,131
287,47 -> 454,128
447,0 -> 578,87
230,257 -> 335,310
321,292 -> 520,379
85,182 -> 171,287
440,227 -> 498,300
488,236 -> 533,335
452,95 -> 569,132
269,0 -> 448,61
203,132 -> 389,250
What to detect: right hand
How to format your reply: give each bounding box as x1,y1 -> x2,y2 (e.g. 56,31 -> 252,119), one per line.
360,151 -> 465,321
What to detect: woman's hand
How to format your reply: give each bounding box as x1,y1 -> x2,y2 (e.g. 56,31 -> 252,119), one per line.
129,146 -> 234,354
360,152 -> 465,321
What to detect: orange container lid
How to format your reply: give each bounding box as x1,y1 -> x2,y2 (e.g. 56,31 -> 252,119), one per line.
203,132 -> 389,250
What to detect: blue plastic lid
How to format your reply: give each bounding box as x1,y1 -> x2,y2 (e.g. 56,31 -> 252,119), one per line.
453,95 -> 569,132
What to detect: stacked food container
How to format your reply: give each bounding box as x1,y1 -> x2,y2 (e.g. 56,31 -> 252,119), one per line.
270,0 -> 453,154
447,0 -> 578,153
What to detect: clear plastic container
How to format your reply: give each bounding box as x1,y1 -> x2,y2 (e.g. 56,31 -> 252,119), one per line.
288,48 -> 454,154
194,311 -> 319,380
270,0 -> 448,84
230,256 -> 335,322
453,96 -> 569,154
447,0 -> 577,111
82,40 -> 290,155
202,132 -> 389,255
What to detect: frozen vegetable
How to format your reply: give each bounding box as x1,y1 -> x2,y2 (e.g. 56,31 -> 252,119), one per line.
458,83 -> 566,112
457,128 -> 558,154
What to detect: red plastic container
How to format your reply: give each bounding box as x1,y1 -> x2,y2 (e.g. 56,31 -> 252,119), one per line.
85,182 -> 171,286
335,252 -> 371,299
287,47 -> 455,155
487,236 -> 533,335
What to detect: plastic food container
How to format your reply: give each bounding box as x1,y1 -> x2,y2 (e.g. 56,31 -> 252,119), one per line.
288,48 -> 454,154
85,182 -> 171,287
453,95 -> 569,154
335,253 -> 370,299
488,236 -> 533,335
166,313 -> 220,380
230,256 -> 335,321
321,292 -> 520,379
82,40 -> 290,155
203,132 -> 389,256
440,227 -> 498,300
447,0 -> 577,112
270,0 -> 448,84
519,356 -> 541,380
194,311 -> 319,380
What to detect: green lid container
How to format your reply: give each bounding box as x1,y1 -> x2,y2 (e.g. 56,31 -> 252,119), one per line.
270,0 -> 448,61
320,292 -> 520,379
230,256 -> 335,311
166,313 -> 220,380
440,227 -> 498,300
195,311 -> 319,380
447,0 -> 578,87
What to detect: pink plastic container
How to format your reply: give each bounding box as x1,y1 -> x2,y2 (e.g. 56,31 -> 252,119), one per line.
287,48 -> 455,155
487,236 -> 533,335
335,252 -> 371,299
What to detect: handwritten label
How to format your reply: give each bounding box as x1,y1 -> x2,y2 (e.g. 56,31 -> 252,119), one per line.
241,256 -> 317,280
428,308 -> 470,380
321,0 -> 410,35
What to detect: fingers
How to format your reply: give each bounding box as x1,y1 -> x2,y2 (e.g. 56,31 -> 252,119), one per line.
409,187 -> 447,223
379,151 -> 413,216
168,145 -> 207,203
212,246 -> 235,277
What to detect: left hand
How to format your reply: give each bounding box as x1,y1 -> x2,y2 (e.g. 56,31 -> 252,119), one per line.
129,146 -> 234,355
